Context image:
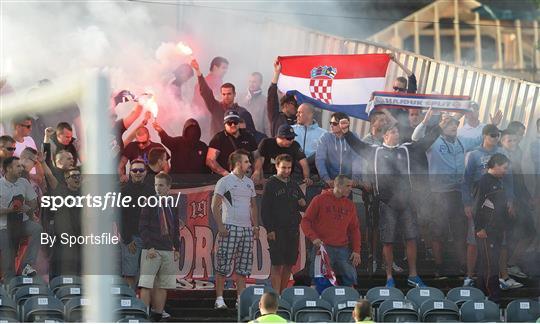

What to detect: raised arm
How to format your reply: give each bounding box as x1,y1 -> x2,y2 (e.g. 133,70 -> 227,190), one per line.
267,59 -> 281,125
191,59 -> 219,113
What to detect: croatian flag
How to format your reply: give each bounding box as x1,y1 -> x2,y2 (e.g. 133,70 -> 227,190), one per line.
278,54 -> 391,121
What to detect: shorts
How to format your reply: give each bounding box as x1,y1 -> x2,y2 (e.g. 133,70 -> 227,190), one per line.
138,249 -> 178,289
430,191 -> 467,241
215,224 -> 253,277
268,228 -> 299,266
379,201 -> 418,244
120,235 -> 143,276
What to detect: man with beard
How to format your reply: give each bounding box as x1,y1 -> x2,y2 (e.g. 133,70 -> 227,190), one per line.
239,72 -> 270,136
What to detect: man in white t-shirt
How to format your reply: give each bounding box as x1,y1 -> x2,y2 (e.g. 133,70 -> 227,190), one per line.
458,102 -> 502,139
11,116 -> 37,157
0,157 -> 42,280
211,149 -> 259,309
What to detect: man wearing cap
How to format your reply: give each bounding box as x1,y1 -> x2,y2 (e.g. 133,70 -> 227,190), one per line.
191,59 -> 254,138
268,59 -> 298,137
206,111 -> 258,176
252,124 -> 311,185
462,124 -> 516,288
412,113 -> 482,279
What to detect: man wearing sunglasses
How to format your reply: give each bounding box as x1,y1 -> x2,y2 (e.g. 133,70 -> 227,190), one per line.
387,53 -> 417,128
0,135 -> 16,175
120,159 -> 154,290
11,116 -> 37,157
462,124 -> 517,289
207,111 -> 257,176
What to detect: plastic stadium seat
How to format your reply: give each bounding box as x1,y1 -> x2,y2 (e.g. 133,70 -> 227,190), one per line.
54,285 -> 83,304
292,298 -> 333,322
22,295 -> 64,322
8,276 -> 46,296
446,287 -> 485,308
281,286 -> 319,309
49,276 -> 82,294
419,299 -> 459,322
113,297 -> 148,321
14,285 -> 50,310
320,286 -> 360,305
332,299 -> 358,322
110,286 -> 136,298
65,297 -> 91,322
117,317 -> 150,323
505,299 -> 540,323
0,295 -> 17,320
0,286 -> 7,297
250,298 -> 292,321
0,316 -> 18,323
237,285 -> 274,322
405,287 -> 445,310
366,286 -> 405,319
460,300 -> 501,322
377,299 -> 419,322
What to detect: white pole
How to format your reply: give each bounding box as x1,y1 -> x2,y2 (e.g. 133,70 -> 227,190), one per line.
80,71 -> 115,322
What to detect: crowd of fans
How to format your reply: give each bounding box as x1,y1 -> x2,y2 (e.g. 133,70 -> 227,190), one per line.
1,53 -> 539,320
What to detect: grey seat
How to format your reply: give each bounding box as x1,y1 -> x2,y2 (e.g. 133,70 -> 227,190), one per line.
460,300 -> 501,322
250,298 -> 291,321
405,287 -> 445,310
419,299 -> 459,322
8,276 -> 46,296
113,297 -> 148,321
64,297 -> 91,322
446,287 -> 485,308
281,286 -> 319,309
378,299 -> 419,322
237,285 -> 274,322
292,298 -> 333,322
49,276 -> 82,294
54,285 -> 83,304
366,286 -> 405,319
505,299 -> 540,323
22,295 -> 64,322
0,295 -> 17,320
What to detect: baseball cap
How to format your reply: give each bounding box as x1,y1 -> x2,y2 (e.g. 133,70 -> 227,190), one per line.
482,124 -> 500,136
277,124 -> 297,139
223,110 -> 240,123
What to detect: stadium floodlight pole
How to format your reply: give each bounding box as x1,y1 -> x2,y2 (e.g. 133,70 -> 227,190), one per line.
1,71 -> 115,322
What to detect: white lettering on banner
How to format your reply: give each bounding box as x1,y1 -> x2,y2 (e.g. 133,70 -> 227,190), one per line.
176,225 -> 305,282
373,95 -> 471,110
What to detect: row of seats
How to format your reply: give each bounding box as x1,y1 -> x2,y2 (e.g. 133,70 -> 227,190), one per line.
0,276 -> 149,322
238,285 -> 540,322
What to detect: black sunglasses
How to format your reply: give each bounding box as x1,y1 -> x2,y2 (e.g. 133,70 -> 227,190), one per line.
329,121 -> 339,126
19,124 -> 32,129
489,133 -> 500,138
225,120 -> 239,126
131,168 -> 146,173
6,147 -> 16,151
393,86 -> 406,92
68,174 -> 81,179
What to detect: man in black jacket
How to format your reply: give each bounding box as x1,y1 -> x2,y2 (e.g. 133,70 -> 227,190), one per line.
120,159 -> 154,288
341,116 -> 444,288
474,153 -> 511,303
261,154 -> 306,293
153,119 -> 209,176
267,59 -> 298,137
138,173 -> 180,321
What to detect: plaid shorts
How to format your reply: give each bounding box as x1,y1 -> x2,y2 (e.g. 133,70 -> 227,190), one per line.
215,224 -> 253,277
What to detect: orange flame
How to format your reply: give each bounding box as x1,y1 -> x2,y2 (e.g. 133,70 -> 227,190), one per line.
176,41 -> 193,56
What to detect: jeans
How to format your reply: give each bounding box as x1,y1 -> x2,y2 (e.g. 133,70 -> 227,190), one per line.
310,245 -> 358,287
0,220 -> 42,280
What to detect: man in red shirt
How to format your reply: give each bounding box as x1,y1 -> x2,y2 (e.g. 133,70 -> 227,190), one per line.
301,174 -> 361,286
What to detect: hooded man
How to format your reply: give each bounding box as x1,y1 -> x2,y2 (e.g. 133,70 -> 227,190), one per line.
153,119 -> 208,175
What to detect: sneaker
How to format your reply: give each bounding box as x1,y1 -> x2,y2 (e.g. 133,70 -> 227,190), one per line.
382,262 -> 404,273
407,276 -> 426,288
385,278 -> 396,288
21,264 -> 37,276
214,297 -> 228,309
507,265 -> 527,279
434,265 -> 448,280
463,277 -> 475,287
499,277 -> 524,290
151,309 -> 171,319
